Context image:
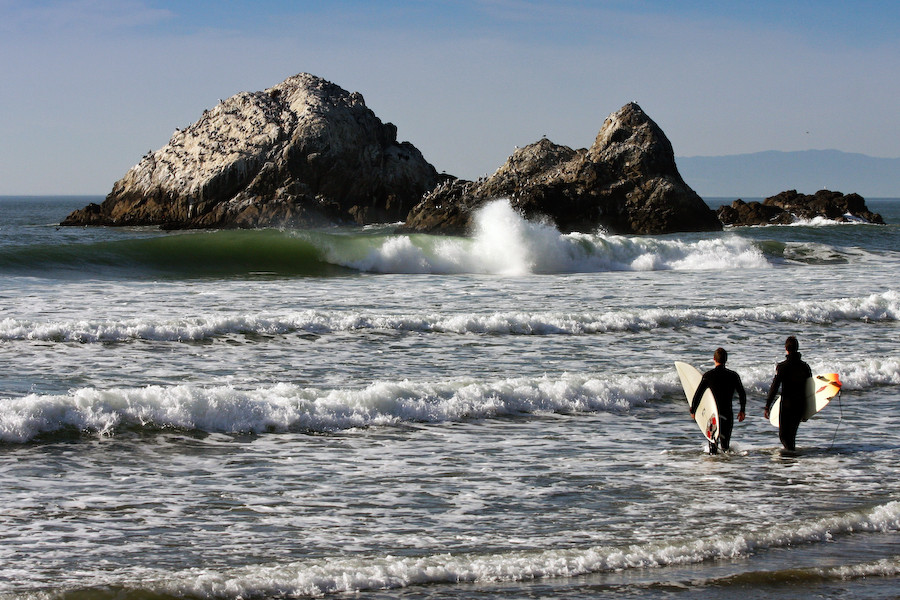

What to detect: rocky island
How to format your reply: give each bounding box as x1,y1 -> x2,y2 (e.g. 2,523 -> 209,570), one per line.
717,189 -> 884,226
62,73 -> 441,229
400,103 -> 721,235
69,73 -> 882,235
62,74 -> 724,235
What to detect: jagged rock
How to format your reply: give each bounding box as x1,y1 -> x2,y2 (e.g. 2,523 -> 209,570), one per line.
717,190 -> 885,226
716,199 -> 792,226
400,103 -> 721,235
62,73 -> 440,229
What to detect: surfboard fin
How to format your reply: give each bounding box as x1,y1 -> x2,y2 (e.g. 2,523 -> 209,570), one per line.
815,373 -> 841,396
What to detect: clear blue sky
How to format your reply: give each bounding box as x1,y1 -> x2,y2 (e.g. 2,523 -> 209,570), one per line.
1,0 -> 898,195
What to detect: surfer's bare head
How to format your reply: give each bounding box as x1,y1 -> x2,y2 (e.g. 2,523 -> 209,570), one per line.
785,336 -> 799,354
714,347 -> 727,365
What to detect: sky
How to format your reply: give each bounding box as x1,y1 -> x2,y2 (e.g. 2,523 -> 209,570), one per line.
1,0 -> 898,195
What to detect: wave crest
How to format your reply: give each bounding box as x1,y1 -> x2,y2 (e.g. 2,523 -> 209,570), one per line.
0,373 -> 658,443
3,291 -> 896,343
3,356 -> 899,444
319,200 -> 770,274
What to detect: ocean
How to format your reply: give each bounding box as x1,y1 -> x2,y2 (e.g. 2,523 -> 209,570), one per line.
0,195 -> 898,599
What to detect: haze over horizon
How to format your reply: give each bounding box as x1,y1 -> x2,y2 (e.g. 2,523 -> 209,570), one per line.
2,0 -> 898,196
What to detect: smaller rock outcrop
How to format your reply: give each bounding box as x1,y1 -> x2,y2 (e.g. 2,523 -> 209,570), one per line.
62,73 -> 440,229
717,190 -> 885,226
401,103 -> 721,236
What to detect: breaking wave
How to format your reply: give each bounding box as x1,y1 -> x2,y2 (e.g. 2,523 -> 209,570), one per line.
1,201 -> 774,278
2,290 -> 897,343
2,357 -> 898,444
0,372 -> 657,444
322,201 -> 771,274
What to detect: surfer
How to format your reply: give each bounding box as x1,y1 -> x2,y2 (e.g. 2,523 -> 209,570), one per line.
764,336 -> 813,451
690,348 -> 746,453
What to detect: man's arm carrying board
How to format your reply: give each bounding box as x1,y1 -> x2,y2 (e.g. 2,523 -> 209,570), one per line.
675,361 -> 719,444
768,373 -> 842,427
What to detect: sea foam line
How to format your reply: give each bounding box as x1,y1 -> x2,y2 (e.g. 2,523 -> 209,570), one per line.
0,373 -> 661,443
127,500 -> 899,597
2,290 -> 896,343
3,356 -> 898,444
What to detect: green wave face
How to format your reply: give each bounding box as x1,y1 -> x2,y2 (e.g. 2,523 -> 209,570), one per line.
0,229 -> 357,279
3,198 -> 894,279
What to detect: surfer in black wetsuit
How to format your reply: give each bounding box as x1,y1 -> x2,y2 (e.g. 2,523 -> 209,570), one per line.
690,348 -> 746,454
764,336 -> 813,452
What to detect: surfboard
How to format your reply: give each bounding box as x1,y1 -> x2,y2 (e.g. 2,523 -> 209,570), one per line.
768,373 -> 841,427
674,361 -> 719,445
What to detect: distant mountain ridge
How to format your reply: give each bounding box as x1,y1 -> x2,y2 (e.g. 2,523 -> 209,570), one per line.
676,150 -> 900,198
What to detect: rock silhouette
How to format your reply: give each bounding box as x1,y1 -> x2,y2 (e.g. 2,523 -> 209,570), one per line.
717,190 -> 884,226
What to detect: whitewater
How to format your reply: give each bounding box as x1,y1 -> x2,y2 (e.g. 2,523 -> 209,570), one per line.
0,196 -> 898,599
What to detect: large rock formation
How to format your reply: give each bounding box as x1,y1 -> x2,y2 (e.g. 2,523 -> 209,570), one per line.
400,103 -> 721,235
62,73 -> 440,229
717,190 -> 885,226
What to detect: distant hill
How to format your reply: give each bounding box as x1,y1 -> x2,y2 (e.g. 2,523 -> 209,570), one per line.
676,150 -> 900,198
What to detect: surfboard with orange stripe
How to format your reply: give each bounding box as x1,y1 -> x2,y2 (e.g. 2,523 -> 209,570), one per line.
768,373 -> 842,427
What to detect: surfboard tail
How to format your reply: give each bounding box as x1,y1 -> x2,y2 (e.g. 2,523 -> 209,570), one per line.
706,414 -> 718,442
815,373 -> 841,398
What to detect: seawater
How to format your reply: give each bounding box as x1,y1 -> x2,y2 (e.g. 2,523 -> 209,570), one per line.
0,196 -> 898,599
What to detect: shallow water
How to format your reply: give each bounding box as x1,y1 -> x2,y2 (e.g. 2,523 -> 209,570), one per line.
0,196 -> 898,599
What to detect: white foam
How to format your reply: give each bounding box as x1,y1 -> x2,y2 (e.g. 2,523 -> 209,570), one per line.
130,500 -> 899,597
788,214 -> 874,226
3,353 -> 898,444
3,290 -> 895,343
0,372 -> 658,443
826,556 -> 900,579
319,200 -> 770,274
833,357 -> 900,389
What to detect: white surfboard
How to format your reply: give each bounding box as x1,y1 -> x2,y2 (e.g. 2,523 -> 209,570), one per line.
768,373 -> 841,427
675,361 -> 719,444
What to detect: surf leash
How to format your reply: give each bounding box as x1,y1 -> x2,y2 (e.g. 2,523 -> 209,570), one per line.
828,388 -> 843,450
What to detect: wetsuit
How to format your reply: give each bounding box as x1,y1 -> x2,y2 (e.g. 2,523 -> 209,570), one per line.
691,364 -> 746,453
765,351 -> 812,451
